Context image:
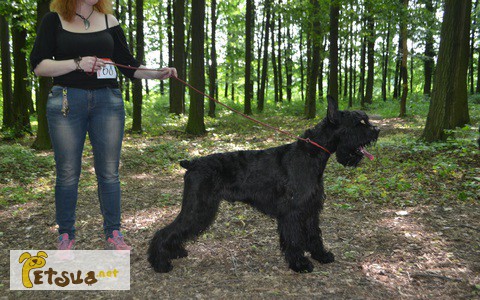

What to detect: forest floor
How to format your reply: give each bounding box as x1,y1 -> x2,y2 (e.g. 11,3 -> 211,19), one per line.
1,106 -> 479,299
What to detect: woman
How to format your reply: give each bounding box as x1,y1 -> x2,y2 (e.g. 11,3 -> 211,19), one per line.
30,0 -> 176,250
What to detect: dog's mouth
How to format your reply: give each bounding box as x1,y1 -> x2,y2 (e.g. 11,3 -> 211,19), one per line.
359,146 -> 374,161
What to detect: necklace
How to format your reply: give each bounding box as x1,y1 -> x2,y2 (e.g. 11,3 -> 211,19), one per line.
75,9 -> 94,30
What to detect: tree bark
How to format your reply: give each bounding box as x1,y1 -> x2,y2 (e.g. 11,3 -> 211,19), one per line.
423,0 -> 436,96
399,0 -> 409,118
364,0 -> 375,105
12,16 -> 31,135
0,14 -> 14,130
209,0 -> 218,117
171,0 -> 185,114
327,0 -> 339,100
32,0 -> 53,150
131,0 -> 144,133
185,0 -> 206,135
244,0 -> 254,114
258,0 -> 271,112
422,0 -> 471,141
305,0 -> 321,119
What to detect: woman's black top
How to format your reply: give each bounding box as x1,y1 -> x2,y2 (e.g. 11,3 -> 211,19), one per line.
30,12 -> 141,89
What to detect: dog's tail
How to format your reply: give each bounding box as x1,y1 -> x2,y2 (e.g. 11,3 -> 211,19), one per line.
180,160 -> 191,169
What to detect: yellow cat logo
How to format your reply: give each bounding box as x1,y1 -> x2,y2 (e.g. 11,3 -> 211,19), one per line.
19,251 -> 48,288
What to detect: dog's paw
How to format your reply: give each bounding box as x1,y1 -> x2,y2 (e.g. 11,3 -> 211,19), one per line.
148,256 -> 173,273
172,248 -> 188,259
289,257 -> 314,273
150,259 -> 173,273
312,251 -> 335,264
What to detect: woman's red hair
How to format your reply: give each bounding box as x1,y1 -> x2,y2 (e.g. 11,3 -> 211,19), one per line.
50,0 -> 113,22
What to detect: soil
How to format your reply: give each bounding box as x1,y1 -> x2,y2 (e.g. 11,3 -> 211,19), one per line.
1,119 -> 479,299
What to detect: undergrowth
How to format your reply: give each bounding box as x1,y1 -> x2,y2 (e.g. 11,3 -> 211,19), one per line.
0,94 -> 479,208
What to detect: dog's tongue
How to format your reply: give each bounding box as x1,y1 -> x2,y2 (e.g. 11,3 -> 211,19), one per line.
359,146 -> 374,161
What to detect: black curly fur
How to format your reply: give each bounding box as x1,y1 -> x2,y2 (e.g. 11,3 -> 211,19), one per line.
148,95 -> 380,273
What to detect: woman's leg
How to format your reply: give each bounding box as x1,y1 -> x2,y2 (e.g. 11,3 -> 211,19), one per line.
47,86 -> 88,240
88,87 -> 125,239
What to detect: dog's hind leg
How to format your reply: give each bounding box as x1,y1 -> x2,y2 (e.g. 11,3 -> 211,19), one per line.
304,212 -> 335,264
277,212 -> 314,273
148,172 -> 221,273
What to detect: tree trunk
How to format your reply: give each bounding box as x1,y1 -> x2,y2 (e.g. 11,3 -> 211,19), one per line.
12,17 -> 31,135
185,0 -> 206,135
258,0 -> 271,112
277,2 -> 283,103
208,0 -> 218,117
244,0 -> 254,115
382,22 -> 391,101
271,9 -> 279,103
423,0 -> 471,141
327,0 -> 339,100
364,0 -> 375,105
399,0 -> 409,118
131,0 -> 144,133
171,0 -> 185,114
423,0 -> 436,96
286,22 -> 293,103
305,0 -> 321,119
359,34 -> 366,106
32,0 -> 53,150
0,14 -> 14,130
167,0 -> 173,97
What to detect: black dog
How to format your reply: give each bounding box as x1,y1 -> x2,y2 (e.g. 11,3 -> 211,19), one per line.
148,96 -> 379,273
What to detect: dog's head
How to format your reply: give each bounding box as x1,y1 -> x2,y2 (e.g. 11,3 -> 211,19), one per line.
303,95 -> 379,167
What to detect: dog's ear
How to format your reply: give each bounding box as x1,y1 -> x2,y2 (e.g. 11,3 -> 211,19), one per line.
19,252 -> 31,263
37,251 -> 48,259
327,95 -> 339,124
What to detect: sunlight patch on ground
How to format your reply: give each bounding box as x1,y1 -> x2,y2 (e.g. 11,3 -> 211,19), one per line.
122,206 -> 180,230
361,209 -> 477,293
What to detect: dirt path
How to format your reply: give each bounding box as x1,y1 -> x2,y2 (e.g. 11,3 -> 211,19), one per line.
1,118 -> 479,299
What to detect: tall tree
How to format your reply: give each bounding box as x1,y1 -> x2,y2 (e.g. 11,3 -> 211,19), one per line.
12,12 -> 31,135
0,13 -> 13,130
258,0 -> 272,112
271,6 -> 279,103
208,0 -> 218,117
399,0 -> 409,118
32,0 -> 52,150
327,0 -> 339,101
422,0 -> 471,141
423,0 -> 436,96
185,0 -> 206,135
244,0 -> 254,115
131,0 -> 144,132
171,0 -> 185,114
364,0 -> 375,105
381,22 -> 391,101
305,0 -> 322,119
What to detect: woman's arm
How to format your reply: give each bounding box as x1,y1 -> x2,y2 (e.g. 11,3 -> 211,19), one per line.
133,66 -> 177,80
34,56 -> 106,77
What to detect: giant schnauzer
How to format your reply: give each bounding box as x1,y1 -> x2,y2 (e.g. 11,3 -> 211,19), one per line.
148,96 -> 380,273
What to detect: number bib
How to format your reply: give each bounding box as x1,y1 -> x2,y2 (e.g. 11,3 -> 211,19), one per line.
97,58 -> 117,79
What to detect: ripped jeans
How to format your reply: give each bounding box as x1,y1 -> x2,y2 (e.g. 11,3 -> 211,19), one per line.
47,86 -> 125,239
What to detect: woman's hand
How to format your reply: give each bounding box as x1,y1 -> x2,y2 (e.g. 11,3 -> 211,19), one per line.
78,57 -> 106,72
157,67 -> 177,80
133,66 -> 177,80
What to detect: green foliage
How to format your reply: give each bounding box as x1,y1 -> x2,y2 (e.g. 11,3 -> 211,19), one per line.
0,144 -> 54,207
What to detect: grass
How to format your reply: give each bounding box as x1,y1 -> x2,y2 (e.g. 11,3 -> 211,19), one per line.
0,93 -> 479,208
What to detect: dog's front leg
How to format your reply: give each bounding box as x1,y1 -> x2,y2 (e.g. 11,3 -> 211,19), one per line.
277,213 -> 314,273
304,213 -> 335,264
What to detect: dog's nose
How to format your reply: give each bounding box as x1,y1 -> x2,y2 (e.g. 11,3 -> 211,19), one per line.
32,259 -> 37,263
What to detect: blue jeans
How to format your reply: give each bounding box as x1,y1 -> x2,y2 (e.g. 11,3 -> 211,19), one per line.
47,86 -> 125,240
